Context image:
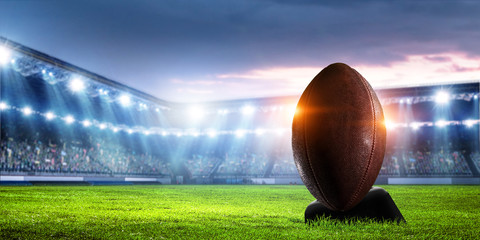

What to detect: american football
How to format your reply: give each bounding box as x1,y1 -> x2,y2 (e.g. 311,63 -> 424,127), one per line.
292,63 -> 386,211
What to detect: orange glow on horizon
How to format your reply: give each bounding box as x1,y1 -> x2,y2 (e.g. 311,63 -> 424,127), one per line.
171,52 -> 480,102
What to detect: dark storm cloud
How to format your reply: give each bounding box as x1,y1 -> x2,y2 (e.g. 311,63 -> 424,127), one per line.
0,0 -> 479,101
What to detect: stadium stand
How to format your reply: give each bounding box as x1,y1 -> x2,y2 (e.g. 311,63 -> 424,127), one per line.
184,153 -> 220,177
403,149 -> 472,176
380,151 -> 402,176
1,37 -> 479,184
271,158 -> 298,177
0,135 -> 172,177
470,152 -> 480,172
216,151 -> 269,177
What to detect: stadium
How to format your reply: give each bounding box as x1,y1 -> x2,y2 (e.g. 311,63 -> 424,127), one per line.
1,8 -> 479,238
2,38 -> 479,186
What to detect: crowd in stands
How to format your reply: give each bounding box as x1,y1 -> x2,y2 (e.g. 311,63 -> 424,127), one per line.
378,149 -> 474,176
403,149 -> 472,176
184,153 -> 220,177
216,151 -> 269,177
185,147 -> 475,178
271,157 -> 298,176
1,134 -> 477,178
0,136 -> 172,176
380,152 -> 402,176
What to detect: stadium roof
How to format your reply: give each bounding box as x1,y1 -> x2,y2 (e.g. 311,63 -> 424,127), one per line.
1,36 -> 171,108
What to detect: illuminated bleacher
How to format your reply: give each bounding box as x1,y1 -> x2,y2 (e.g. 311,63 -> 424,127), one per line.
1,37 -> 479,184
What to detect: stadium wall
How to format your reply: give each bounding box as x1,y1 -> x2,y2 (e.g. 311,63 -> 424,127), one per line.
2,176 -> 480,185
0,175 -> 171,185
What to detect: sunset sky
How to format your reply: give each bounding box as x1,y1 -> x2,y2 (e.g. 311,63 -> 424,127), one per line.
1,0 -> 479,102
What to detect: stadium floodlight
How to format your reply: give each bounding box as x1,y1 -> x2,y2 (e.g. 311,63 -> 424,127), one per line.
176,132 -> 183,137
191,131 -> 200,137
218,109 -> 229,115
161,131 -> 168,136
189,105 -> 205,120
128,129 -> 133,134
112,127 -> 119,133
98,88 -> 109,96
288,104 -> 298,117
241,105 -> 255,115
0,102 -> 8,110
69,78 -> 85,92
82,120 -> 91,127
42,69 -> 46,74
435,91 -> 450,104
156,108 -> 160,112
0,45 -> 11,65
99,123 -> 107,130
276,128 -> 285,135
22,107 -> 33,116
410,122 -> 421,130
464,119 -> 476,128
435,119 -> 448,128
143,130 -> 150,135
101,89 -> 109,96
45,112 -> 56,120
254,128 -> 265,135
235,129 -> 246,137
48,72 -> 54,77
64,115 -> 75,124
384,120 -> 396,131
139,103 -> 148,110
119,95 -> 131,107
207,129 -> 217,138
474,95 -> 478,100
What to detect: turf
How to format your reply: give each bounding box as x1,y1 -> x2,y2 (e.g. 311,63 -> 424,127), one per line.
0,185 -> 479,239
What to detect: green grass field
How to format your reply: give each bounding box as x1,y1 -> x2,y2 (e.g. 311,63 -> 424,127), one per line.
0,185 -> 479,239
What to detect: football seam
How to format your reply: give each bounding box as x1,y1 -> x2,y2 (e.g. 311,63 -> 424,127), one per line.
303,72 -> 336,211
345,69 -> 377,210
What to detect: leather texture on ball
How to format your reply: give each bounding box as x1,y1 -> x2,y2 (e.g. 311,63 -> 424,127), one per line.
292,63 -> 386,212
